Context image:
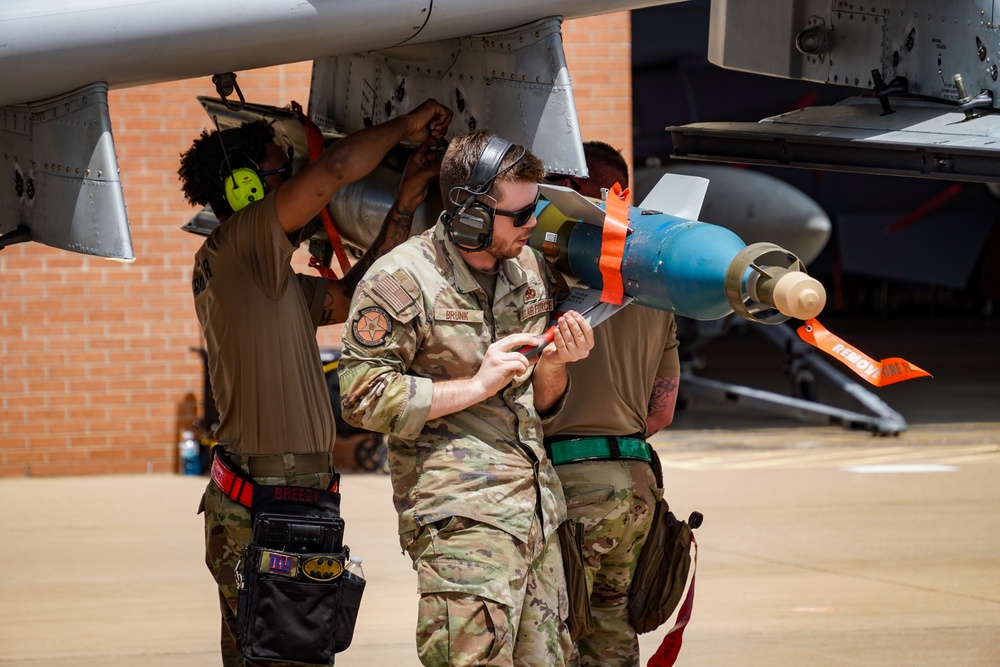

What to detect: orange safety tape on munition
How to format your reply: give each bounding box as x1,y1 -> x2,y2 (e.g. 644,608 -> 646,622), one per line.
598,182 -> 630,305
797,318 -> 932,386
290,101 -> 352,277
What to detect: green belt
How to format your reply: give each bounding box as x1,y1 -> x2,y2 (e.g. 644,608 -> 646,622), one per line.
545,437 -> 651,466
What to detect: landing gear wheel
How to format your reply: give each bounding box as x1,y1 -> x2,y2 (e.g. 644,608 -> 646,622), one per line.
354,433 -> 388,474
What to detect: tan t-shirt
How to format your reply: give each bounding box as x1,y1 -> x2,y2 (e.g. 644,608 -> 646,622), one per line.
544,304 -> 679,437
192,194 -> 335,456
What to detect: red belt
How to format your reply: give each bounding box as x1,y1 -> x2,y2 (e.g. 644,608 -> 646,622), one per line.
210,449 -> 339,509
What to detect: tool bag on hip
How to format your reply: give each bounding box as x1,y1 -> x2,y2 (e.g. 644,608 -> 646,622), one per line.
232,462 -> 365,664
627,449 -> 701,634
557,518 -> 595,642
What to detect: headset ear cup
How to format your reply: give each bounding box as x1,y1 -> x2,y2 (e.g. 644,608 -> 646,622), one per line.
458,203 -> 494,232
223,167 -> 265,212
448,202 -> 494,249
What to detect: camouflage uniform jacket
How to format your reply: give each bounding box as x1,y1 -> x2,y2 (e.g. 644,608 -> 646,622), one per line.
339,223 -> 569,543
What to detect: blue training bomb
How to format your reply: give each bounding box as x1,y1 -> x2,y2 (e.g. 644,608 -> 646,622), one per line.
529,187 -> 826,324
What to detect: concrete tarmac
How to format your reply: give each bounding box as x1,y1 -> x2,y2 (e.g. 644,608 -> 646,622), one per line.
3,320 -> 998,666
2,424 -> 998,667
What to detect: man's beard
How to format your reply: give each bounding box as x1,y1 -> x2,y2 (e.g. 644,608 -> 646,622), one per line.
486,237 -> 524,261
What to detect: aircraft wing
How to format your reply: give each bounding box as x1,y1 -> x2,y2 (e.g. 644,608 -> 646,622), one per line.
670,96 -> 1000,182
669,0 -> 1000,182
0,0 -> 677,259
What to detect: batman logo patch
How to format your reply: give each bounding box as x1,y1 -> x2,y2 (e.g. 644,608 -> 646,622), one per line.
301,555 -> 344,581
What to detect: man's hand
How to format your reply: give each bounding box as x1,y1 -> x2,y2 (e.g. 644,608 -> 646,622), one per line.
473,333 -> 539,397
403,99 -> 453,144
427,332 -> 537,421
531,311 -> 593,414
540,310 -> 594,365
396,139 -> 444,215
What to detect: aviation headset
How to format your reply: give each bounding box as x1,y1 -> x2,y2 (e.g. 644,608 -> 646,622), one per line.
443,134 -> 525,252
220,159 -> 265,213
214,116 -> 266,213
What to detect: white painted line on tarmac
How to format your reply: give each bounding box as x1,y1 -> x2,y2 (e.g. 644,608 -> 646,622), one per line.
659,444 -> 997,471
843,463 -> 958,474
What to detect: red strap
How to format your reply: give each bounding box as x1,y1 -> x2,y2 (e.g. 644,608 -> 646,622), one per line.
887,183 -> 961,234
598,182 -> 629,305
648,535 -> 697,667
210,450 -> 341,507
210,452 -> 254,508
309,256 -> 339,280
290,101 -> 352,277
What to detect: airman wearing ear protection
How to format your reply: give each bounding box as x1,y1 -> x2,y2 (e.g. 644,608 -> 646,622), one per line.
339,130 -> 595,667
544,140 -> 682,667
178,98 -> 454,667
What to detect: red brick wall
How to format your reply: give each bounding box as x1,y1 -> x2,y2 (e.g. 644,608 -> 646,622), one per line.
563,12 -> 634,180
0,14 -> 631,477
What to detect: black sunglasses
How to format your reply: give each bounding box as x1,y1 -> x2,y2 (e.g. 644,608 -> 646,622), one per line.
258,163 -> 292,178
493,189 -> 540,227
258,146 -> 295,179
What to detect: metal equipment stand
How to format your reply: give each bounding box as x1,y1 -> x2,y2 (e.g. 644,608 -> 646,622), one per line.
680,321 -> 907,436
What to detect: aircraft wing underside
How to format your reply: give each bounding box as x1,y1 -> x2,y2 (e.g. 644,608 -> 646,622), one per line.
671,96 -> 1000,182
671,0 -> 1000,182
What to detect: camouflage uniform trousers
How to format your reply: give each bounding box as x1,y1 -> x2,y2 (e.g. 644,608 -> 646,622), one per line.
556,459 -> 658,667
402,513 -> 573,667
200,461 -> 337,667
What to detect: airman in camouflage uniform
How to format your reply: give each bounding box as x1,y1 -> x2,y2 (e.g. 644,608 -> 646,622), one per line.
339,130 -> 595,667
179,99 -> 453,666
544,142 -> 682,667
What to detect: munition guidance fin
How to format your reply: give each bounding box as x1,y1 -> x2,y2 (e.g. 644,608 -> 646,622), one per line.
638,173 -> 709,219
538,183 -> 607,226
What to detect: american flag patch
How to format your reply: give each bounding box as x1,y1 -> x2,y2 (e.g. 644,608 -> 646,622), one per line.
371,272 -> 414,314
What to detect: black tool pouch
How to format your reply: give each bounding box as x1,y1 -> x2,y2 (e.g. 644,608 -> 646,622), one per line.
557,518 -> 595,642
627,450 -> 700,634
236,484 -> 365,665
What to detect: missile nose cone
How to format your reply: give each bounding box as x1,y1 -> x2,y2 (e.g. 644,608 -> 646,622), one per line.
773,272 -> 827,320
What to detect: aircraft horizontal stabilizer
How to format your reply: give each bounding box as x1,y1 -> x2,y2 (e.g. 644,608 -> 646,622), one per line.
0,84 -> 133,259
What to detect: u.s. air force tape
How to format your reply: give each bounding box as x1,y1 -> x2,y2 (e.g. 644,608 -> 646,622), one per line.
258,551 -> 344,581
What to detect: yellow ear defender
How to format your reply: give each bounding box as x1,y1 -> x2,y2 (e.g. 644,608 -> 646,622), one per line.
223,166 -> 265,212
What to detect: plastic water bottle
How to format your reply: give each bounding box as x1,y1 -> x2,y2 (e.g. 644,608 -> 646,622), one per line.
178,430 -> 200,475
344,556 -> 365,581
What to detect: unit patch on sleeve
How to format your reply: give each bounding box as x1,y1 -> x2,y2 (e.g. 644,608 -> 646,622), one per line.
352,306 -> 393,347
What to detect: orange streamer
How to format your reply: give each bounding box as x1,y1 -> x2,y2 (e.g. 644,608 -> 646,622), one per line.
598,182 -> 630,305
797,318 -> 932,387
